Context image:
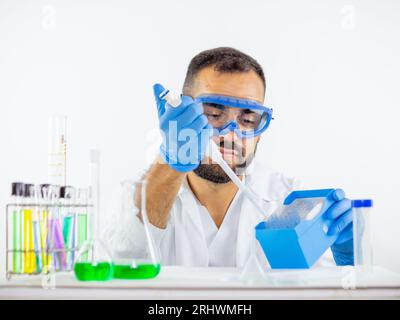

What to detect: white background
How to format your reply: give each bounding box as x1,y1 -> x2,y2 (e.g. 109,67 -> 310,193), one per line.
1,0 -> 399,275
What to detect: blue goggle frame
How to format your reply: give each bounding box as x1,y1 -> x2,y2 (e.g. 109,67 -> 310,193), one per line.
194,94 -> 273,138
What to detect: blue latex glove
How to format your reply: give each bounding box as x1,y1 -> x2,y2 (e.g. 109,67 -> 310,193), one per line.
153,83 -> 213,172
323,189 -> 354,266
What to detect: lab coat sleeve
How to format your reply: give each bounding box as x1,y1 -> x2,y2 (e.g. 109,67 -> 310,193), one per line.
147,208 -> 177,266
147,221 -> 168,247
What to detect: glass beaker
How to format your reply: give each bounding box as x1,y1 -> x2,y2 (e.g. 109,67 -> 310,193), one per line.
110,180 -> 161,279
74,149 -> 113,281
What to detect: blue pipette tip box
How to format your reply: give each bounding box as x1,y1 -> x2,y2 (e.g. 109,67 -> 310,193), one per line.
255,189 -> 339,269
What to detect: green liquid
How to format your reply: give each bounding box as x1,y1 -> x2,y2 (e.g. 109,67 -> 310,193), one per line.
74,262 -> 113,281
63,216 -> 72,245
12,210 -> 20,273
113,263 -> 161,279
63,216 -> 72,268
77,214 -> 88,260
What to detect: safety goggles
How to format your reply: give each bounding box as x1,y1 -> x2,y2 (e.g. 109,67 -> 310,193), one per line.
194,94 -> 273,138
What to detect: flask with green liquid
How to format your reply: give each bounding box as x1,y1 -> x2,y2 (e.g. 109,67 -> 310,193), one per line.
111,180 -> 161,280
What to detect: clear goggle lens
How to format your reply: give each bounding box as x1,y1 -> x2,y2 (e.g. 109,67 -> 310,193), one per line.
202,102 -> 268,133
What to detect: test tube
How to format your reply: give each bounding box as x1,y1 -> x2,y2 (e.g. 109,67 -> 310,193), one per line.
48,116 -> 67,186
89,150 -> 101,262
352,199 -> 373,271
60,186 -> 76,271
48,185 -> 67,271
40,184 -> 51,273
23,184 -> 36,274
32,185 -> 43,273
10,182 -> 25,274
77,188 -> 89,260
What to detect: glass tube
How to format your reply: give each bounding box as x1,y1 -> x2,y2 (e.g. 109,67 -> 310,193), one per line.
60,186 -> 76,271
48,116 -> 67,186
10,182 -> 25,274
74,149 -> 113,281
48,185 -> 67,272
32,185 -> 43,273
23,184 -> 36,274
77,188 -> 89,260
40,184 -> 52,274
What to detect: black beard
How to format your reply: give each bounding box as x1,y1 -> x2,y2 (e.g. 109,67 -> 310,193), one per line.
193,151 -> 256,184
193,164 -> 232,184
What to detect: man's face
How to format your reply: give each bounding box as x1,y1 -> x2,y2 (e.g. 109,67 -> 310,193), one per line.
189,67 -> 265,183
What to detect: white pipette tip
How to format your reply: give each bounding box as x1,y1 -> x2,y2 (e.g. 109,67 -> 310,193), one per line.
159,89 -> 181,108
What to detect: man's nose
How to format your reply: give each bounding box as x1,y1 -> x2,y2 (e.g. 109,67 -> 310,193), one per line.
217,130 -> 240,147
222,129 -> 236,141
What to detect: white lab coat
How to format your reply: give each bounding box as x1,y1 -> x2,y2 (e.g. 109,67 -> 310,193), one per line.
103,160 -> 334,268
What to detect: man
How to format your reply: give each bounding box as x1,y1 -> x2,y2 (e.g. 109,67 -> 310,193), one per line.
110,47 -> 354,268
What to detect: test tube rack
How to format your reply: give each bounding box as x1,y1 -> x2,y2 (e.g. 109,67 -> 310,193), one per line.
5,202 -> 92,280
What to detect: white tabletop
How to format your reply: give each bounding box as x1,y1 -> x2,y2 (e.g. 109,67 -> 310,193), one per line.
1,266 -> 400,299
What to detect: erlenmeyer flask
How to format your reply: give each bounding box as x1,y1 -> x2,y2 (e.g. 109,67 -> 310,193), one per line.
111,180 -> 161,279
74,150 -> 113,281
239,227 -> 268,283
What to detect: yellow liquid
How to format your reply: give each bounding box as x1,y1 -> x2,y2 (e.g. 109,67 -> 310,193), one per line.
23,209 -> 36,274
40,210 -> 50,273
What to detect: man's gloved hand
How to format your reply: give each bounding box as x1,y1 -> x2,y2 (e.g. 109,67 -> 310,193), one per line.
153,83 -> 213,172
324,189 -> 354,266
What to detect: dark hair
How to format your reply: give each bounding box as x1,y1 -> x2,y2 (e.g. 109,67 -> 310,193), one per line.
182,47 -> 266,95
